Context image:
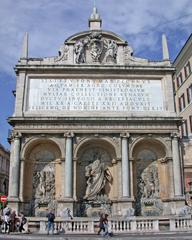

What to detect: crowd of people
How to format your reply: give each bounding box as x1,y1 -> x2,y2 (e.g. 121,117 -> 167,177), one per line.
0,206 -> 27,234
0,206 -> 112,237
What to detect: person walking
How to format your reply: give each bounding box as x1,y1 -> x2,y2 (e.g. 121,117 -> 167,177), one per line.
103,214 -> 109,237
97,213 -> 105,235
46,209 -> 55,235
10,210 -> 16,232
18,212 -> 27,233
3,206 -> 11,234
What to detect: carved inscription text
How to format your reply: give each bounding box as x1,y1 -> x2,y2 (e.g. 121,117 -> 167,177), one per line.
27,79 -> 164,112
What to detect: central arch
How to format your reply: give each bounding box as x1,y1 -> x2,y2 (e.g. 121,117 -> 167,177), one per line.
75,138 -> 118,216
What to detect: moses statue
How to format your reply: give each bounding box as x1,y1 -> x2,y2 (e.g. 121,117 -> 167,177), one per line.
84,159 -> 112,201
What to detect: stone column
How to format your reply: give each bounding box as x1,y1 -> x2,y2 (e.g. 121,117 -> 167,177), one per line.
19,159 -> 25,202
121,133 -> 130,198
8,133 -> 21,200
64,132 -> 74,199
171,133 -> 182,196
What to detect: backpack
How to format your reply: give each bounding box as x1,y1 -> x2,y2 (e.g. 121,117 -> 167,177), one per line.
22,217 -> 27,225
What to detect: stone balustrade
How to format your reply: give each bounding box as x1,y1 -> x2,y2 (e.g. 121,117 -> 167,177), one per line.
35,217 -> 192,234
170,217 -> 192,231
39,217 -> 159,234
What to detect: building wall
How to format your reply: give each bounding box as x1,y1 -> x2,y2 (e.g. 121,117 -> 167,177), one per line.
0,144 -> 10,195
173,34 -> 192,193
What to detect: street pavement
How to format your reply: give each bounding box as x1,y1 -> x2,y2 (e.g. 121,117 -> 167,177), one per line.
0,232 -> 192,240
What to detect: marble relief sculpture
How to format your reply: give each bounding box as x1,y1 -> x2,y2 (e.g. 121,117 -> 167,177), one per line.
33,164 -> 55,201
105,39 -> 118,63
84,159 -> 112,201
139,164 -> 159,199
89,32 -> 103,62
74,40 -> 87,63
74,32 -> 118,64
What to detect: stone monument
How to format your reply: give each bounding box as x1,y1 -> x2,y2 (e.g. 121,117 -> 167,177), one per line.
8,6 -> 185,217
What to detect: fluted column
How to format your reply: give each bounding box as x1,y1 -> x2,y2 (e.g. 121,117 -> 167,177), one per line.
171,133 -> 182,196
64,132 -> 74,198
8,132 -> 21,200
121,132 -> 130,198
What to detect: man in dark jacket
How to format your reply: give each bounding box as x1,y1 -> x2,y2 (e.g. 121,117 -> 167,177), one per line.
46,209 -> 55,235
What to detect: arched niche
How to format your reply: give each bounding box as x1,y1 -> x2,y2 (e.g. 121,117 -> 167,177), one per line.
131,137 -> 167,216
21,139 -> 62,216
75,138 -> 117,202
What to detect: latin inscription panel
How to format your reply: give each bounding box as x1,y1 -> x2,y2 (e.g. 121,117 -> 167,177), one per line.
27,79 -> 164,112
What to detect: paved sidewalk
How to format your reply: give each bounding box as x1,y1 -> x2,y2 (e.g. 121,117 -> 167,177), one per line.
0,232 -> 192,240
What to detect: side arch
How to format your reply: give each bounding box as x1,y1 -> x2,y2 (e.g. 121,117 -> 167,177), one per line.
130,136 -> 167,160
20,137 -> 63,215
21,137 -> 63,160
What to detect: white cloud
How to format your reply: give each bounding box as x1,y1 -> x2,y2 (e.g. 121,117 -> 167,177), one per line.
0,0 -> 191,76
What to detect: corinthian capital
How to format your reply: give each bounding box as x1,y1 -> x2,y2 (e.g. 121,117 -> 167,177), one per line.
120,132 -> 130,138
10,131 -> 22,142
170,132 -> 179,139
64,132 -> 74,138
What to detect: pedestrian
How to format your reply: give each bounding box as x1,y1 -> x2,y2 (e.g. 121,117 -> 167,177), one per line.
103,214 -> 109,237
10,210 -> 16,232
97,213 -> 105,235
3,206 -> 11,234
0,214 -> 3,233
18,212 -> 27,233
46,209 -> 55,235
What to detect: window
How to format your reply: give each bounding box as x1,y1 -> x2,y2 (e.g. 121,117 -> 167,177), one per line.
181,119 -> 188,138
177,72 -> 183,88
190,115 -> 192,133
179,93 -> 185,111
184,61 -> 191,79
187,84 -> 192,104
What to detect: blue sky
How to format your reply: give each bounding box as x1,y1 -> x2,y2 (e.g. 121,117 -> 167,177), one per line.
0,0 -> 192,149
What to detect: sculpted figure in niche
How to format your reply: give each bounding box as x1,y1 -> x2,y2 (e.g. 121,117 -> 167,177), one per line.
74,40 -> 86,64
139,164 -> 159,199
34,171 -> 46,199
33,168 -> 55,200
84,159 -> 112,201
105,39 -> 118,62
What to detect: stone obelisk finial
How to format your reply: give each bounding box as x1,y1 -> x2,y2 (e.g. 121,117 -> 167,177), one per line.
21,32 -> 28,59
88,1 -> 102,30
162,34 -> 170,61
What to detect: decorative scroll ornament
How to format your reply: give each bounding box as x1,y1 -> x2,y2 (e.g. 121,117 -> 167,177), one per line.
55,45 -> 69,62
